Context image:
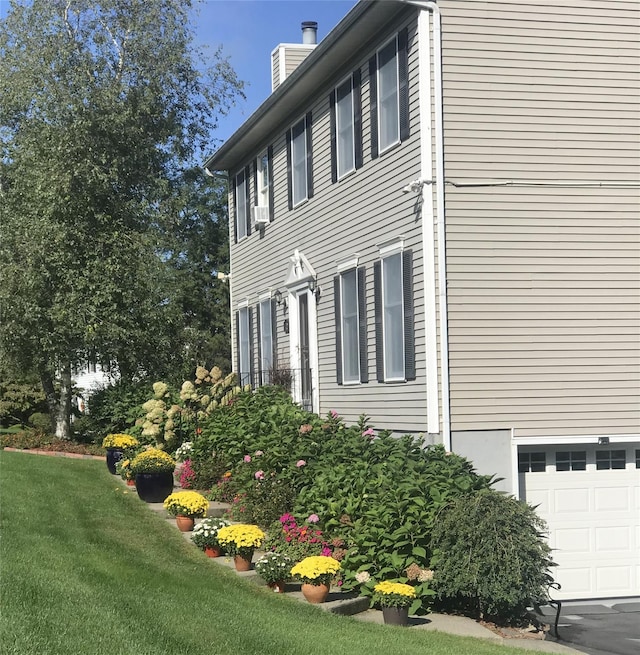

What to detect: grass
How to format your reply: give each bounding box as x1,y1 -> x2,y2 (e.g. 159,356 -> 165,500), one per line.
1,451 -> 546,655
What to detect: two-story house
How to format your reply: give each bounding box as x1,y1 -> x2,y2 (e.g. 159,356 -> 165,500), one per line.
204,0 -> 640,600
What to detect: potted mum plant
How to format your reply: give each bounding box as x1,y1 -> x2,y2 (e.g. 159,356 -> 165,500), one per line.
290,555 -> 341,604
371,581 -> 417,626
216,524 -> 265,571
163,491 -> 209,531
130,448 -> 176,503
115,457 -> 136,486
191,518 -> 230,557
254,552 -> 293,593
102,433 -> 139,474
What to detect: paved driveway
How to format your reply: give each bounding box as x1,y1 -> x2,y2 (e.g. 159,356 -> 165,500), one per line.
553,601 -> 640,655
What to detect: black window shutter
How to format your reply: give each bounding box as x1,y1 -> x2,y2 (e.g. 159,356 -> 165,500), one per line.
358,265 -> 368,383
232,177 -> 238,244
334,275 -> 343,385
235,310 -> 240,376
398,28 -> 410,142
267,145 -> 274,221
248,307 -> 254,387
252,159 -> 258,206
255,303 -> 261,383
305,111 -> 313,199
329,90 -> 337,184
373,260 -> 384,381
369,56 -> 378,160
286,129 -> 292,210
271,298 -> 278,365
244,165 -> 251,236
353,68 -> 363,170
403,249 -> 415,381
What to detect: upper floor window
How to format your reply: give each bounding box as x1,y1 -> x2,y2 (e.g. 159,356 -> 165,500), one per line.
334,265 -> 367,385
369,28 -> 409,159
253,146 -> 274,225
286,113 -> 313,209
374,245 -> 414,382
330,71 -> 363,182
234,166 -> 251,241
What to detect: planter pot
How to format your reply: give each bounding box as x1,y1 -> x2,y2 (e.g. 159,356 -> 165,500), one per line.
126,479 -> 136,487
301,582 -> 330,604
204,546 -> 222,558
106,448 -> 123,475
175,515 -> 195,532
267,580 -> 287,594
382,606 -> 409,626
234,553 -> 253,571
134,472 -> 174,503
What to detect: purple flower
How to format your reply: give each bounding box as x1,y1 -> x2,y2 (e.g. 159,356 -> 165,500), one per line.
254,470 -> 265,480
307,514 -> 319,524
243,455 -> 252,463
296,459 -> 306,468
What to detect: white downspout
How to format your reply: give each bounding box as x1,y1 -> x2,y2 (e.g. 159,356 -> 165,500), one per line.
400,0 -> 451,451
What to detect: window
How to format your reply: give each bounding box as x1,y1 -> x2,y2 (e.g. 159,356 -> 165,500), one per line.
369,29 -> 409,159
254,146 -> 274,221
334,267 -> 367,384
330,71 -> 362,182
556,451 -> 586,472
286,113 -> 313,208
234,166 -> 250,241
636,450 -> 640,469
257,297 -> 277,385
374,248 -> 414,382
236,306 -> 253,387
518,452 -> 546,473
596,449 -> 626,470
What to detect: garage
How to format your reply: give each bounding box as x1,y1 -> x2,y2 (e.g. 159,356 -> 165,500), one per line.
518,443 -> 640,601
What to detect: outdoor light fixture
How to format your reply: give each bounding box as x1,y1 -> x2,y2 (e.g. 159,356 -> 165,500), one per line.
598,436 -> 610,445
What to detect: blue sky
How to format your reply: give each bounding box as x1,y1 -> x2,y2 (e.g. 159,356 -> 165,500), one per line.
195,0 -> 358,144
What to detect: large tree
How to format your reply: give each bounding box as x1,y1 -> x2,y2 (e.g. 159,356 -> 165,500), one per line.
0,0 -> 241,437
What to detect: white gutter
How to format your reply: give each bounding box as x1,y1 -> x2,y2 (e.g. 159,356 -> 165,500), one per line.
400,0 -> 451,451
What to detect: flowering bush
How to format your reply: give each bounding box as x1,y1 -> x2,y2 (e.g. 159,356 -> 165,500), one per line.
191,518 -> 230,550
102,433 -> 139,450
163,491 -> 208,518
175,441 -> 193,462
254,552 -> 293,584
372,581 -> 416,608
179,459 -> 196,489
130,448 -> 176,475
291,555 -> 341,586
263,513 -> 328,561
216,524 -> 265,558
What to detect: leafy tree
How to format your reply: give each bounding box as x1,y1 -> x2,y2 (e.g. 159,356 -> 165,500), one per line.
0,0 -> 241,438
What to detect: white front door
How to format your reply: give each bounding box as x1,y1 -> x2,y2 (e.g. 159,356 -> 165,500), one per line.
520,443 -> 640,600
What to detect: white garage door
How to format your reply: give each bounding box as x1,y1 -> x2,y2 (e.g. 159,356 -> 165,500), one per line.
519,444 -> 640,601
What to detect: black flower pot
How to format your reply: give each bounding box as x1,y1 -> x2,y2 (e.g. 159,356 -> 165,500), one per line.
382,607 -> 409,626
106,448 -> 124,475
134,472 -> 174,503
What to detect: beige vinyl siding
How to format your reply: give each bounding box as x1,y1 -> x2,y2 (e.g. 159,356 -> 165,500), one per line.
440,0 -> 640,436
271,50 -> 280,91
229,15 -> 431,433
284,45 -> 315,78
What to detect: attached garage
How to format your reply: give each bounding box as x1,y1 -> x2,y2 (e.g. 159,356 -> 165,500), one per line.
518,443 -> 640,601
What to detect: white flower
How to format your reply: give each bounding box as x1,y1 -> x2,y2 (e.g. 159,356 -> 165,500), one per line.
355,571 -> 371,583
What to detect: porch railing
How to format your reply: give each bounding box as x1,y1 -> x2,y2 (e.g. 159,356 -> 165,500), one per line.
237,367 -> 313,411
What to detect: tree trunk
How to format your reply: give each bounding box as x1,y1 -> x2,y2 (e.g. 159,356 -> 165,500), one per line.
40,364 -> 72,439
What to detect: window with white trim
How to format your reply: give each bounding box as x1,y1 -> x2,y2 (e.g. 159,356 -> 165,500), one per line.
291,118 -> 307,205
258,298 -> 275,384
235,168 -> 249,240
336,77 -> 355,178
596,449 -> 626,470
378,36 -> 400,152
556,451 -> 586,472
518,452 -> 546,473
256,151 -> 269,208
237,306 -> 251,386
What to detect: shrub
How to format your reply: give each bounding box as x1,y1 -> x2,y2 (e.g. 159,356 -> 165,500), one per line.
430,490 -> 554,625
191,453 -> 229,491
28,412 -> 51,434
230,477 -> 297,528
84,379 -> 151,436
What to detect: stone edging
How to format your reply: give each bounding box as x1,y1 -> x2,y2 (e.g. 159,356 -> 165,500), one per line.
2,447 -> 103,460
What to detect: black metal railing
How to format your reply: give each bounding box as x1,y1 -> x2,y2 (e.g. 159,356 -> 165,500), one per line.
237,367 -> 313,411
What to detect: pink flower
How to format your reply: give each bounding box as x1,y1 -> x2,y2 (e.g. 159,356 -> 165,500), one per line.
307,513 -> 320,523
254,470 -> 265,480
254,450 -> 264,456
299,424 -> 313,434
279,513 -> 294,524
296,459 -> 306,467
362,428 -> 375,438
243,455 -> 252,463
330,410 -> 339,418
321,546 -> 332,556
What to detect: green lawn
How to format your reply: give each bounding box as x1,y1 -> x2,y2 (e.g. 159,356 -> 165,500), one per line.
1,451 -> 544,655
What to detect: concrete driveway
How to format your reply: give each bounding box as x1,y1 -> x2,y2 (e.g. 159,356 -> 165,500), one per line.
553,600 -> 640,655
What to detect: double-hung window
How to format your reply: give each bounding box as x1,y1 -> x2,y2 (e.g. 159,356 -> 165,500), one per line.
253,146 -> 274,223
369,28 -> 409,158
374,245 -> 415,382
330,70 -> 363,183
236,305 -> 253,387
286,113 -> 313,209
334,265 -> 367,384
257,297 -> 277,385
234,166 -> 251,241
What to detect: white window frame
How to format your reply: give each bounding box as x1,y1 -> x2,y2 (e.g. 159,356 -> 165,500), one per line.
238,304 -> 250,383
340,268 -> 360,384
377,35 -> 400,154
258,296 -> 273,381
335,76 -> 355,179
256,150 -> 269,209
380,240 -> 405,381
236,171 -> 248,240
291,117 -> 308,206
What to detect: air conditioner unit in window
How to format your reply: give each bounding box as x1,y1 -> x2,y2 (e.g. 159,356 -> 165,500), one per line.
252,205 -> 270,227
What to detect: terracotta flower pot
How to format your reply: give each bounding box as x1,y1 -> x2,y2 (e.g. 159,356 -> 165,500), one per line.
234,553 -> 253,571
268,580 -> 287,593
382,606 -> 409,626
301,582 -> 330,604
175,515 -> 195,532
204,546 -> 222,558
126,479 -> 136,487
